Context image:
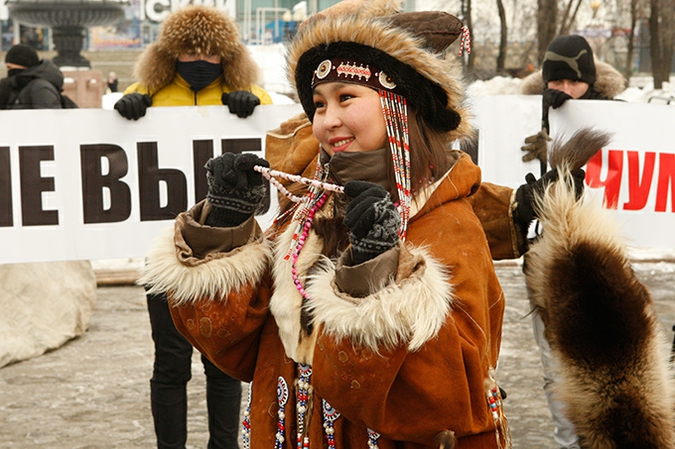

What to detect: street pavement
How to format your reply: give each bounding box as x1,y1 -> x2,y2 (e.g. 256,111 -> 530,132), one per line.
1,260 -> 674,448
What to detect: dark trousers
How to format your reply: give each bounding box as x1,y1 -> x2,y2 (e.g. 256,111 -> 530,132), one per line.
147,292 -> 242,449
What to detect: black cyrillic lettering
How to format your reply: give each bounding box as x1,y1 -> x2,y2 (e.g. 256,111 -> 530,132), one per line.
19,146 -> 58,226
193,140 -> 213,203
0,147 -> 12,227
80,144 -> 132,224
138,142 -> 187,221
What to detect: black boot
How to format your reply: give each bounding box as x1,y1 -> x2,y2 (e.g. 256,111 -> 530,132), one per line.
150,382 -> 188,449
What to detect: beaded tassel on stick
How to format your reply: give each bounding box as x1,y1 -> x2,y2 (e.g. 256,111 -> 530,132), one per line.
379,90 -> 411,241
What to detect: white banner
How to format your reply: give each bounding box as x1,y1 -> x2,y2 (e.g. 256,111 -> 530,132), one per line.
0,105 -> 302,264
471,96 -> 675,250
0,99 -> 673,264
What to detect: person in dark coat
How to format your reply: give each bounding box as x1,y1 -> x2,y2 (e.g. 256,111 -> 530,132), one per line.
1,44 -> 64,109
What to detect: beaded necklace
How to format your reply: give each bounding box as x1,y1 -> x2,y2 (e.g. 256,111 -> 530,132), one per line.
275,376 -> 289,449
296,364 -> 313,448
242,381 -> 252,449
322,399 -> 340,448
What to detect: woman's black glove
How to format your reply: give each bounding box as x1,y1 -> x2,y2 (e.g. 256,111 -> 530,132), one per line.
513,168 -> 586,229
343,181 -> 400,265
204,153 -> 269,227
543,88 -> 573,110
221,91 -> 261,118
114,93 -> 153,120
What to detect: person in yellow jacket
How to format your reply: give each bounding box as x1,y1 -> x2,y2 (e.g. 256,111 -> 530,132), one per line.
114,4 -> 271,120
114,5 -> 271,449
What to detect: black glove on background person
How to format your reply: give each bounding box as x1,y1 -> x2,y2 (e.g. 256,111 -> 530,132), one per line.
543,88 -> 573,110
221,91 -> 261,118
343,181 -> 401,265
513,168 -> 586,230
114,93 -> 153,120
521,128 -> 551,163
204,153 -> 269,228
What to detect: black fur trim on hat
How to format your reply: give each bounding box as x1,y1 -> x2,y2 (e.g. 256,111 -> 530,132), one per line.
295,41 -> 461,133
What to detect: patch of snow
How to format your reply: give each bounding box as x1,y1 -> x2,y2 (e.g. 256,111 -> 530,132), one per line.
466,76 -> 524,97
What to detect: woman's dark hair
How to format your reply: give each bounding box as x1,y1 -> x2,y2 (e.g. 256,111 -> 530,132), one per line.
406,107 -> 451,192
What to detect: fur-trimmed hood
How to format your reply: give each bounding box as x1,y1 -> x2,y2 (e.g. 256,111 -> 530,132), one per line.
286,0 -> 472,142
519,60 -> 626,99
133,5 -> 260,92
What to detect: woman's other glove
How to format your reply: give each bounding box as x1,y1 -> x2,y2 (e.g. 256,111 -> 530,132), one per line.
221,91 -> 261,118
543,88 -> 573,110
513,168 -> 586,229
521,128 -> 551,163
204,152 -> 269,228
343,181 -> 401,265
114,93 -> 153,120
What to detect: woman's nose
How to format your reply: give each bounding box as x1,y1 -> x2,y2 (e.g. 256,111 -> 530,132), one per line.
322,105 -> 341,128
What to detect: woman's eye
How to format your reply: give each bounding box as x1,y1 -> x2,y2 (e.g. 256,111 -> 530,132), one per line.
339,94 -> 354,102
313,100 -> 325,109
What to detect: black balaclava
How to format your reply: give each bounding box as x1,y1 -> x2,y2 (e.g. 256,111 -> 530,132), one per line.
8,68 -> 24,78
176,60 -> 223,92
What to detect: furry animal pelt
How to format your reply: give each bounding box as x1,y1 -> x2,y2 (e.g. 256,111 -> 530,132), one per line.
524,128 -> 675,448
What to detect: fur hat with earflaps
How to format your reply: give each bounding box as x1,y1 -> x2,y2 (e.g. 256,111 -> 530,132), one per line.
287,0 -> 472,142
133,5 -> 260,92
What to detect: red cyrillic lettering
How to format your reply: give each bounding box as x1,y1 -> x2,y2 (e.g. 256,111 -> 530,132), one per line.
585,149 -> 623,209
623,151 -> 656,211
655,152 -> 675,213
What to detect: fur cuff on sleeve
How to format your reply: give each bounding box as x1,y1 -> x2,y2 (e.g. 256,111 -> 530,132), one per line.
138,224 -> 273,306
305,244 -> 453,352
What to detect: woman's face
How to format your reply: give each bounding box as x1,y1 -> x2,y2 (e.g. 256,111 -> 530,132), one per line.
312,82 -> 387,156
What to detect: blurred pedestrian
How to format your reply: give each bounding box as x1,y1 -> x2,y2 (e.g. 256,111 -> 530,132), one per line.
107,71 -> 118,93
1,44 -> 64,109
519,35 -> 626,171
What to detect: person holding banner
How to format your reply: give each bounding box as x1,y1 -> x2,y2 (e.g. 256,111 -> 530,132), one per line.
117,5 -> 272,449
518,34 -> 626,449
114,5 -> 272,121
139,0 -> 579,447
519,34 -> 626,169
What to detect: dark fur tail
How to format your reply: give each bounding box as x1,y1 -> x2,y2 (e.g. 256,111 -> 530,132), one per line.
525,128 -> 675,448
548,127 -> 611,172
